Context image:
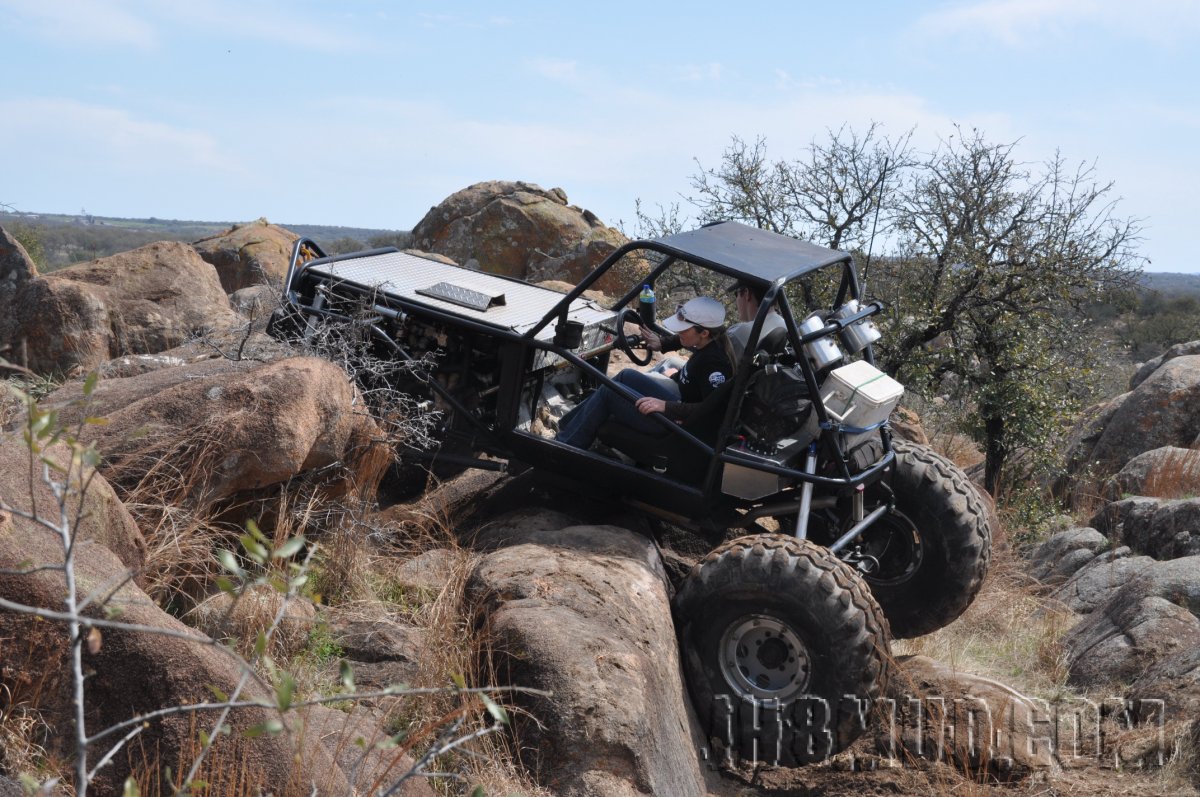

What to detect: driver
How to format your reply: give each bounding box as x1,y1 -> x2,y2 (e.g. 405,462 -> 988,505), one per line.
643,279 -> 785,362
556,296 -> 734,450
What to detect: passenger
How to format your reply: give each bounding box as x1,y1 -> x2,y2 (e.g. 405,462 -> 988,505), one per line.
556,296 -> 734,450
643,280 -> 785,363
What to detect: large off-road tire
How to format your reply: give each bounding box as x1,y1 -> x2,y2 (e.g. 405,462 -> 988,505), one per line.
865,439 -> 992,639
674,534 -> 891,767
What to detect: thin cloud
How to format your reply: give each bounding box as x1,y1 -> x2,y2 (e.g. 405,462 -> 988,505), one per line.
528,57 -> 582,84
0,97 -> 234,173
416,11 -> 514,30
0,0 -> 371,54
916,0 -> 1200,45
0,0 -> 159,49
159,2 -> 368,53
676,62 -> 724,82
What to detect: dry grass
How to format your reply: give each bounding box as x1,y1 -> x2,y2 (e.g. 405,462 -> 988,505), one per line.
899,394 -> 985,471
0,642 -> 72,792
0,690 -> 60,791
186,584 -> 317,661
351,498 -> 551,796
1140,448 -> 1200,500
896,550 -> 1076,700
126,712 -> 346,797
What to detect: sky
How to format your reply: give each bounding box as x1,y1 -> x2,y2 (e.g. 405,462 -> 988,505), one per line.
2,0 -> 1198,272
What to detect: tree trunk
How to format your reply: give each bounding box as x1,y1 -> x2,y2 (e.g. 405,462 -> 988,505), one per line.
983,415 -> 1006,495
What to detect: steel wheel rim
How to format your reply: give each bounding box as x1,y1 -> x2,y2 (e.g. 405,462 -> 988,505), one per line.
718,613 -> 811,703
858,508 -> 923,587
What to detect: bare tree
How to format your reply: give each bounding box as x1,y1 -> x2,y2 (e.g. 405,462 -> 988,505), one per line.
878,130 -> 1142,490
687,124 -> 914,253
674,125 -> 1143,492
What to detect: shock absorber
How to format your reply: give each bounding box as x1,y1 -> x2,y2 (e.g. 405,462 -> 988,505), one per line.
794,441 -> 818,539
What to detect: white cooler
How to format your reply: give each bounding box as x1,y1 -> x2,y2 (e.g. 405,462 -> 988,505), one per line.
815,360 -> 904,449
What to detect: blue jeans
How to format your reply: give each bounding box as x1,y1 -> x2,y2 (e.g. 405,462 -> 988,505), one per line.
556,369 -> 681,449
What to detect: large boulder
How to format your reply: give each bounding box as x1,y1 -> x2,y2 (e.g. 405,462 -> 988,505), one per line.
1130,339 -> 1200,389
0,226 -> 37,295
1062,555 -> 1200,687
1090,496 -> 1200,560
1104,445 -> 1200,501
0,482 -> 352,794
192,219 -> 299,294
0,437 -> 145,575
43,356 -> 388,510
411,181 -> 635,294
1063,356 -> 1200,480
467,519 -> 711,797
879,655 -> 1058,778
1050,547 -> 1155,614
1126,646 -> 1200,722
325,605 -> 429,692
1028,527 -> 1110,584
1065,593 -> 1200,687
0,241 -> 237,376
300,705 -> 435,797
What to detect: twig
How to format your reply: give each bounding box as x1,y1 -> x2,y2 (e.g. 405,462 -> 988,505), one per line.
86,723 -> 145,780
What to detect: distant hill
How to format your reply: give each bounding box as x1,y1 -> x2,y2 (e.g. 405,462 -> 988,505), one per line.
0,210 -> 408,271
1140,271 -> 1200,297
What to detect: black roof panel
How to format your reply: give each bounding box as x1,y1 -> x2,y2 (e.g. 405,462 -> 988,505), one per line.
647,221 -> 849,284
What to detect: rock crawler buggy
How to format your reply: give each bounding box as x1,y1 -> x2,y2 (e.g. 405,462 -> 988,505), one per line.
269,220 -> 992,765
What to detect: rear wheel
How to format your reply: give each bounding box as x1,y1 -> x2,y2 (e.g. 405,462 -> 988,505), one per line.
377,376 -> 480,503
674,534 -> 891,766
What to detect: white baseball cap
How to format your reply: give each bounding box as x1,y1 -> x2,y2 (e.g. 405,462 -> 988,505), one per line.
661,296 -> 726,333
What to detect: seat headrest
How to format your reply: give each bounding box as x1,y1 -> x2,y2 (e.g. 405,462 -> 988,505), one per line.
757,326 -> 789,355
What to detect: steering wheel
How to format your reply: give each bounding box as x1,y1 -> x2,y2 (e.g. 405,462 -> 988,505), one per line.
615,307 -> 653,366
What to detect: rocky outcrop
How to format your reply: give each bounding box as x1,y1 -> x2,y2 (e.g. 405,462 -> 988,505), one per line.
0,437 -> 146,574
43,357 -> 388,510
1127,646 -> 1200,722
1061,555 -> 1200,687
1051,547 -> 1155,614
1104,445 -> 1200,500
188,585 -> 318,660
230,284 -> 281,319
0,226 -> 37,295
467,518 -> 710,797
300,705 -> 435,796
1065,593 -> 1200,686
1047,338 -> 1200,723
1028,527 -> 1109,584
0,485 -> 351,795
890,406 -> 929,445
1130,339 -> 1200,389
0,241 -> 237,376
1063,356 -> 1200,480
390,547 -> 458,594
192,219 -> 298,293
1091,496 -> 1200,560
411,181 -> 636,294
325,606 -> 429,692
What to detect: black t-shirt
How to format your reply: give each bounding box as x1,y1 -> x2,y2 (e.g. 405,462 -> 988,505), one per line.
664,340 -> 732,420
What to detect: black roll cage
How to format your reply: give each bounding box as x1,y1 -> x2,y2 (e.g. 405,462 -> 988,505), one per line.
522,228 -> 895,499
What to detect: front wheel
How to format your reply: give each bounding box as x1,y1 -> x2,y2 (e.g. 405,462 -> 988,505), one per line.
864,439 -> 993,638
674,535 -> 891,767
